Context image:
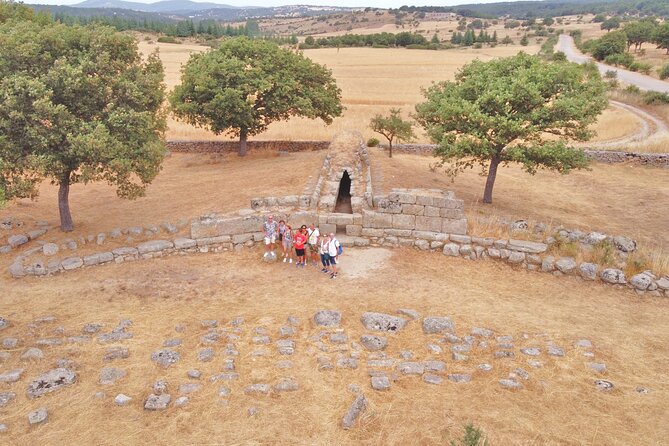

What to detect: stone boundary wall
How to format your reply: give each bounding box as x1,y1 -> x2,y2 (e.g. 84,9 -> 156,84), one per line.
9,209 -> 668,298
166,140 -> 329,154
166,140 -> 669,167
391,144 -> 669,167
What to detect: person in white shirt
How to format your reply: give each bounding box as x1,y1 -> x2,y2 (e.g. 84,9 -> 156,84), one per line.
307,223 -> 320,267
327,232 -> 341,279
318,234 -> 331,274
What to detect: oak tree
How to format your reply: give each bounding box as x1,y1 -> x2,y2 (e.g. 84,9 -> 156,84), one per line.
415,53 -> 607,204
369,108 -> 416,158
170,37 -> 343,156
0,9 -> 166,231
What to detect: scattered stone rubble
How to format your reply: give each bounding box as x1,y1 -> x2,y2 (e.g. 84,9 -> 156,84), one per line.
0,311 -> 646,434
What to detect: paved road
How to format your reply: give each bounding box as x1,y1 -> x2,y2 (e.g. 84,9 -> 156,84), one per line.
557,34 -> 669,93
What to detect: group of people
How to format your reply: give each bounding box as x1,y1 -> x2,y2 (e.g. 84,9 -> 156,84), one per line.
262,215 -> 342,279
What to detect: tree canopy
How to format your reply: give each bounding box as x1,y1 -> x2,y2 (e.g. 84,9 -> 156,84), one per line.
0,5 -> 166,231
654,23 -> 669,54
369,108 -> 416,158
414,53 -> 607,204
170,37 -> 342,156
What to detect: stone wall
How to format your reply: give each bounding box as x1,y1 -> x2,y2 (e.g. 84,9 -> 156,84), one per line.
167,140 -> 669,168
166,140 -> 329,154
391,144 -> 669,167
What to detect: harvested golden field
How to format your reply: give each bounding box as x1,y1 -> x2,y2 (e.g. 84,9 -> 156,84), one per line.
1,247 -> 668,445
141,40 -> 648,147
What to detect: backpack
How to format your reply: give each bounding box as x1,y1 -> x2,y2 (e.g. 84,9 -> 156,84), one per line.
337,243 -> 343,256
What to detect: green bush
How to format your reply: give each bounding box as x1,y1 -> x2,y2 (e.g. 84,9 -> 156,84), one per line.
628,62 -> 652,74
367,137 -> 380,147
450,424 -> 488,446
658,63 -> 669,80
157,36 -> 179,44
604,69 -> 617,79
625,85 -> 641,94
604,53 -> 633,68
642,91 -> 669,105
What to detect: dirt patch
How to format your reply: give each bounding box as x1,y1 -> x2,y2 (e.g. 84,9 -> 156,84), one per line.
339,247 -> 393,279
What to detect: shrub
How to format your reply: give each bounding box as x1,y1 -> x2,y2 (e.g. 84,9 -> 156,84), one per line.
589,240 -> 617,267
450,424 -> 488,446
642,91 -> 669,105
604,69 -> 617,79
551,236 -> 579,258
628,62 -> 652,74
552,51 -> 567,62
367,137 -> 380,147
604,53 -> 633,68
625,85 -> 641,94
658,63 -> 669,80
157,36 -> 179,44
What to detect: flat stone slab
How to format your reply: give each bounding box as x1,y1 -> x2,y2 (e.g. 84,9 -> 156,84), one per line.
423,374 -> 443,385
507,239 -> 548,254
99,367 -> 126,385
361,312 -> 408,332
0,392 -> 16,408
114,394 -> 132,406
342,394 -> 367,429
397,362 -> 424,375
27,368 -> 77,398
274,377 -> 299,392
360,335 -> 387,351
594,380 -> 614,391
422,316 -> 455,334
244,384 -> 270,395
144,393 -> 171,410
137,240 -> 174,254
0,369 -> 24,383
151,349 -> 181,367
313,310 -> 341,327
520,347 -> 541,356
371,376 -> 390,391
28,407 -> 48,425
499,379 -> 523,389
448,374 -> 471,383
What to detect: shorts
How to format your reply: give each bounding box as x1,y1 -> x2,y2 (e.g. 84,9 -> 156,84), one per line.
278,233 -> 283,242
308,243 -> 318,252
295,248 -> 305,257
264,235 -> 276,244
320,253 -> 330,265
328,256 -> 337,265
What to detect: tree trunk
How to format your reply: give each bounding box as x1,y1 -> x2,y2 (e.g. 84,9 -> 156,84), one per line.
483,154 -> 501,204
58,175 -> 74,232
388,138 -> 393,158
239,129 -> 248,157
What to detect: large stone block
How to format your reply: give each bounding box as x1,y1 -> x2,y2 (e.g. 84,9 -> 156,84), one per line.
433,197 -> 463,209
328,214 -> 354,226
376,199 -> 402,214
288,211 -> 318,228
320,224 -> 337,235
424,206 -> 441,218
415,195 -> 434,206
442,218 -> 468,235
361,228 -> 384,237
388,192 -> 416,204
83,252 -> 114,266
137,240 -> 174,254
392,214 -> 416,230
440,208 -> 464,219
346,225 -> 362,236
384,229 -> 413,237
415,216 -> 442,232
363,211 -> 393,229
216,216 -> 265,236
412,231 -> 440,241
401,204 -> 424,216
507,239 -> 548,254
190,219 -> 221,239
196,235 -> 231,246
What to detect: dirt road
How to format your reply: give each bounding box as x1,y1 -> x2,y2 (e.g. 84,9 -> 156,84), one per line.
557,35 -> 669,93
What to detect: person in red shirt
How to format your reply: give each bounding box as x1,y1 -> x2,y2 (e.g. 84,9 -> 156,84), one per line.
293,225 -> 308,268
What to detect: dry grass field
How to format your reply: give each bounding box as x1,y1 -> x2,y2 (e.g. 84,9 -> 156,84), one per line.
140,40 -> 653,149
1,246 -> 668,445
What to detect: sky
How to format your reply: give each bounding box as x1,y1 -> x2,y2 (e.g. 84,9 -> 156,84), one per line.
23,0 -> 520,8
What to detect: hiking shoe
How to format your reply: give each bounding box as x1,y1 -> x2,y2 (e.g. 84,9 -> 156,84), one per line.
283,257 -> 287,263
289,259 -> 293,264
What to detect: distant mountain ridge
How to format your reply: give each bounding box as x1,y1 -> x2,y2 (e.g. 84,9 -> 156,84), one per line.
74,0 -> 240,13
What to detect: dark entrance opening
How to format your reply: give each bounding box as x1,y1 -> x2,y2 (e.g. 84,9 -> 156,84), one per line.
334,170 -> 352,214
